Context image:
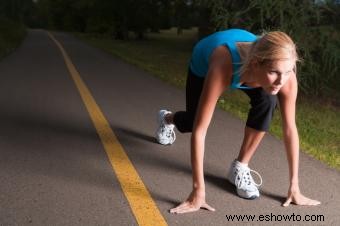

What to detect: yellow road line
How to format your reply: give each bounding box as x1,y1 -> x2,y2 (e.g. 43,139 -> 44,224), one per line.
47,31 -> 167,226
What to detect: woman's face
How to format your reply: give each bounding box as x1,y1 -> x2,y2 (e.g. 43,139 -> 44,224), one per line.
254,59 -> 296,95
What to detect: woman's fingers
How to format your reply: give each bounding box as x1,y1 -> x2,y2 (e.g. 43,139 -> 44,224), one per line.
293,196 -> 321,206
282,197 -> 292,207
282,193 -> 321,207
308,199 -> 321,206
169,202 -> 189,213
201,203 -> 216,211
170,202 -> 215,214
175,205 -> 200,214
170,203 -> 196,214
169,189 -> 214,214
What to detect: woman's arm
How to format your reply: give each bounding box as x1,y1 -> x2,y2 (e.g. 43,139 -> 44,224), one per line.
278,74 -> 320,207
170,46 -> 233,214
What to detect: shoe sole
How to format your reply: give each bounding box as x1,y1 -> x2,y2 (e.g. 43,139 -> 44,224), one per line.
240,195 -> 259,200
156,138 -> 171,145
236,189 -> 260,200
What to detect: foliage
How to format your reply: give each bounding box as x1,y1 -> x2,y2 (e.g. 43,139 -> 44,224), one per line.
10,0 -> 340,98
0,0 -> 29,58
33,0 -> 196,40
0,17 -> 26,59
0,0 -> 34,22
200,0 -> 340,98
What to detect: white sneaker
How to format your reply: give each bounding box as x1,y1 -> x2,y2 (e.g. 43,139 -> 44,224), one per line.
227,160 -> 262,199
156,110 -> 176,145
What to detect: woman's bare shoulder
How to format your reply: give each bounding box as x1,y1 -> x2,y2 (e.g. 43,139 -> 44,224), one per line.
208,46 -> 233,77
279,73 -> 297,97
209,46 -> 232,65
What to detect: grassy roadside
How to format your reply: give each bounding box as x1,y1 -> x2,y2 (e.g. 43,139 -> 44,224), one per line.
75,28 -> 339,170
0,18 -> 26,59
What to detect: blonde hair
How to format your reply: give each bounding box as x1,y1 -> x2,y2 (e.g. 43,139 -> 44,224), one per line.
240,31 -> 299,76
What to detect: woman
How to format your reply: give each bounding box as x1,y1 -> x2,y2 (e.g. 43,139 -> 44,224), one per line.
156,29 -> 320,214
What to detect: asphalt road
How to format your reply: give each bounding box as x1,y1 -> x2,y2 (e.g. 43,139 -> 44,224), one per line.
0,29 -> 339,226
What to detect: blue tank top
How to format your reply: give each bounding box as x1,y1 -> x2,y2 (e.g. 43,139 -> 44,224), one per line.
189,29 -> 257,89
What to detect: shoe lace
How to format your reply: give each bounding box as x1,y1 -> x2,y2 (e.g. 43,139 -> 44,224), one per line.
161,124 -> 176,142
235,168 -> 262,189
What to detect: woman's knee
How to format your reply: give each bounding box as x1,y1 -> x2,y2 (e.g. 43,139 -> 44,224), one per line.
173,111 -> 195,133
247,94 -> 277,131
264,94 -> 277,111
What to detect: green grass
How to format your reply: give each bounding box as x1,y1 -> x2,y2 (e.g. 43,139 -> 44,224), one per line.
75,28 -> 340,170
75,28 -> 196,88
0,18 -> 26,59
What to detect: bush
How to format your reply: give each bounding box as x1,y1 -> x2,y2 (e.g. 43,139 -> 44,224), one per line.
0,17 -> 26,59
206,0 -> 340,99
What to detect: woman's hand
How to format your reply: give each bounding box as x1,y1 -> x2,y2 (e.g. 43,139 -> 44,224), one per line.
282,185 -> 321,207
170,189 -> 215,214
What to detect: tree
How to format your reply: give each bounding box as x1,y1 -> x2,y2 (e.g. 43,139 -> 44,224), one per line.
0,0 -> 34,23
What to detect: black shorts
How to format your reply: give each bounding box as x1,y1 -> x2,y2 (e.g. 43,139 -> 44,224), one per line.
173,69 -> 277,133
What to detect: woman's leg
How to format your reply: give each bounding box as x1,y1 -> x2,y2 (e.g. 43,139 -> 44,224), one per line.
228,88 -> 277,199
170,70 -> 205,133
238,88 -> 277,163
156,69 -> 204,145
237,127 -> 266,163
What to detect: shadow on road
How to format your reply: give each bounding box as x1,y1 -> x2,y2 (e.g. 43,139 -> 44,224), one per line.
114,127 -> 157,143
113,126 -> 290,205
261,190 -> 286,204
114,127 -> 238,196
